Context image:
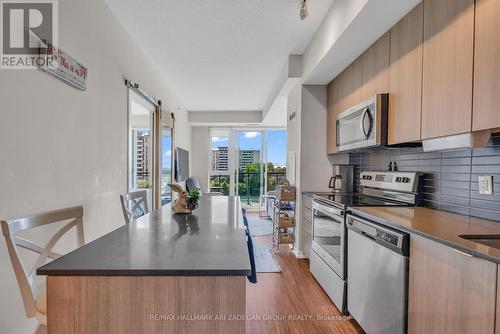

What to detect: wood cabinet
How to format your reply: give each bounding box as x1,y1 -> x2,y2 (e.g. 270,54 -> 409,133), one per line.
326,58 -> 362,154
337,58 -> 363,114
408,234 -> 496,334
473,0 -> 500,131
361,32 -> 390,101
421,0 -> 475,139
326,0 -> 500,152
388,4 -> 423,144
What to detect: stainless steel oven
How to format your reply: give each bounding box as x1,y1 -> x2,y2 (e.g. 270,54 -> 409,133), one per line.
310,199 -> 347,314
311,200 -> 345,278
336,94 -> 388,152
308,171 -> 420,316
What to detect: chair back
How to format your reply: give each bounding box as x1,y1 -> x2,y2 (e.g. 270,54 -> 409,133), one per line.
120,190 -> 149,224
1,206 -> 85,317
185,177 -> 202,193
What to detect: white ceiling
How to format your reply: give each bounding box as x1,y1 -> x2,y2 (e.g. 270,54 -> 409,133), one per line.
104,0 -> 334,112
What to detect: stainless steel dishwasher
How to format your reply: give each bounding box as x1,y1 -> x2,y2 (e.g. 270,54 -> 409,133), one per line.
346,214 -> 409,334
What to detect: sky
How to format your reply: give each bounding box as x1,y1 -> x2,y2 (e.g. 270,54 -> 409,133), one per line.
162,135 -> 172,168
211,130 -> 287,166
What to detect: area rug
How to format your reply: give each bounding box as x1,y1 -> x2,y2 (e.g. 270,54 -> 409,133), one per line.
254,245 -> 281,273
247,215 -> 273,236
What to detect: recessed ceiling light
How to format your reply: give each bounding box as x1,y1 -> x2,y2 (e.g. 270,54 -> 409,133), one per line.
299,0 -> 309,21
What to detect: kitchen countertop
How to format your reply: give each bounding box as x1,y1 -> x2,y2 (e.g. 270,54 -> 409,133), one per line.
302,191 -> 343,196
37,196 -> 251,276
349,206 -> 500,264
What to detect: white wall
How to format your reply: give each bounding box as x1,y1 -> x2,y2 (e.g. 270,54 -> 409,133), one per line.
191,127 -> 210,192
302,0 -> 420,84
300,86 -> 332,192
302,0 -> 368,81
286,85 -> 302,189
286,84 -> 303,252
286,84 -> 334,255
0,0 -> 191,332
188,110 -> 261,126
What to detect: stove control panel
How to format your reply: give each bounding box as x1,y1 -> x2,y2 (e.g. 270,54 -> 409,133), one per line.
360,171 -> 420,193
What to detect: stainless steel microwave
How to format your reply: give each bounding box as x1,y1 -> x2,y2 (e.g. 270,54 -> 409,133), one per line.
336,94 -> 388,152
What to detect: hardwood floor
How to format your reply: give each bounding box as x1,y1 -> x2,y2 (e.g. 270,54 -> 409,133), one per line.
246,229 -> 363,334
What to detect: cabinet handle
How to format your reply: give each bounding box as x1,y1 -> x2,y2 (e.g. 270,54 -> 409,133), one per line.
453,249 -> 473,258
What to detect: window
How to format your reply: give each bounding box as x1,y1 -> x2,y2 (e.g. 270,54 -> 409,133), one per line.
209,129 -> 232,195
128,91 -> 154,194
161,126 -> 173,205
206,128 -> 287,212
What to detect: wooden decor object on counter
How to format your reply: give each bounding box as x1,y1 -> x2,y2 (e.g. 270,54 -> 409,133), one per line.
168,184 -> 191,214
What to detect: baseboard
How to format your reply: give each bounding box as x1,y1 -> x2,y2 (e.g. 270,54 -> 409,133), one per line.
292,249 -> 308,259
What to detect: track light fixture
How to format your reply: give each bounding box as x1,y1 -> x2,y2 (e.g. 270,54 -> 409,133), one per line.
299,0 -> 309,20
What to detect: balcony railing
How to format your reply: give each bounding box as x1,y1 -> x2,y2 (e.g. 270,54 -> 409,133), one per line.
209,172 -> 287,205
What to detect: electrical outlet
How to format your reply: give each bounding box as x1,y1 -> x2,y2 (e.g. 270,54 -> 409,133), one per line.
478,176 -> 493,195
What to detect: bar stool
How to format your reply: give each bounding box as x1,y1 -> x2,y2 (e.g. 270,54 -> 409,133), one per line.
1,206 -> 85,332
120,190 -> 149,224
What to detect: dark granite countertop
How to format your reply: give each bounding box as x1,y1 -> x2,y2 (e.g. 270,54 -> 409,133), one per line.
349,206 -> 500,264
37,196 -> 251,276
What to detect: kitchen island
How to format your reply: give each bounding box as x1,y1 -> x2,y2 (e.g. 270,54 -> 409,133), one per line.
38,196 -> 251,334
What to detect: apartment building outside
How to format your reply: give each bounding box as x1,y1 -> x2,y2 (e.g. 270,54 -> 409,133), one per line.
211,147 -> 261,171
239,149 -> 260,170
136,131 -> 151,178
211,146 -> 229,171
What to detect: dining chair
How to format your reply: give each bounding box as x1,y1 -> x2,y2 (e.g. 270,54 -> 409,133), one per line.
120,190 -> 149,224
1,206 -> 85,331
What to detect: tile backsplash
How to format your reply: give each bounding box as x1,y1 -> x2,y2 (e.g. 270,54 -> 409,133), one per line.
349,133 -> 500,222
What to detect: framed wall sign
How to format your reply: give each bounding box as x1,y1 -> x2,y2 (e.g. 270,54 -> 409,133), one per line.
39,43 -> 88,91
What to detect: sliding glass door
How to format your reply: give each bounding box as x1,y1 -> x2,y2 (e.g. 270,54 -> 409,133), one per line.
207,128 -> 287,212
234,129 -> 287,213
128,90 -> 174,209
128,91 -> 155,210
235,130 -> 265,209
209,129 -> 233,195
160,126 -> 173,205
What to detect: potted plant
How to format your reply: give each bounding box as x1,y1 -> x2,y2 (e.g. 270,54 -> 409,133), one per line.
186,188 -> 200,212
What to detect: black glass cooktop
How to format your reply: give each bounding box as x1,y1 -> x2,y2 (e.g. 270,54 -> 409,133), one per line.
313,193 -> 409,208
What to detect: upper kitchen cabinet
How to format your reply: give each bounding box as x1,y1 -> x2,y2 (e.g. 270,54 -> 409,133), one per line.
421,0 -> 475,139
327,58 -> 363,154
361,32 -> 390,101
337,57 -> 363,114
473,0 -> 500,131
388,4 -> 424,145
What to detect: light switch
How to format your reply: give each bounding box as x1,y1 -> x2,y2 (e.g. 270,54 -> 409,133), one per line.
478,176 -> 493,195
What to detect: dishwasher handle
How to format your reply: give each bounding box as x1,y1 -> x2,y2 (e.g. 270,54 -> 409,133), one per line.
361,230 -> 377,242
347,214 -> 409,257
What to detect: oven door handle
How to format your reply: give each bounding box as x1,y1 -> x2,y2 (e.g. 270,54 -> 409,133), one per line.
312,201 -> 344,218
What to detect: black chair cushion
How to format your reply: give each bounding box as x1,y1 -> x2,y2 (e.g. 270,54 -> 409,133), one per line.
246,229 -> 257,284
